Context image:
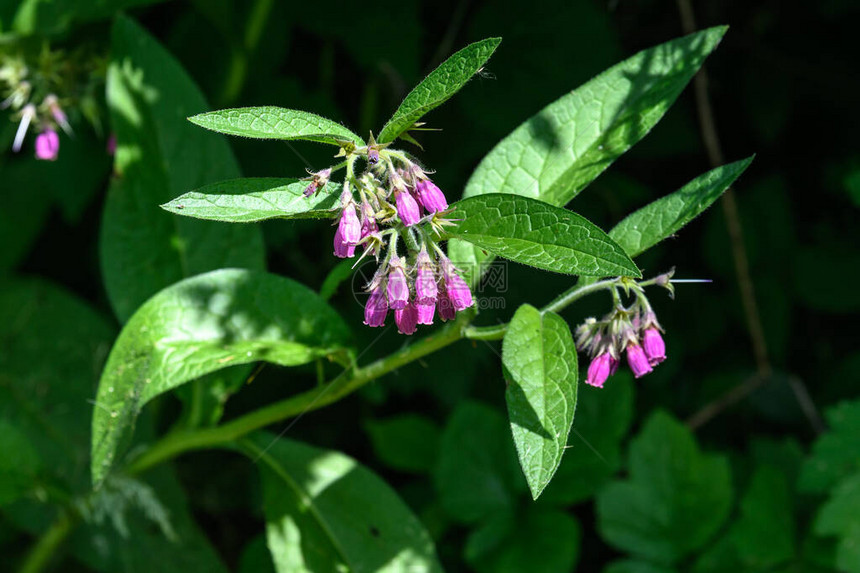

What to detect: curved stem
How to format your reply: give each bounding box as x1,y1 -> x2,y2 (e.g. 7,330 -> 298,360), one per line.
18,510 -> 76,573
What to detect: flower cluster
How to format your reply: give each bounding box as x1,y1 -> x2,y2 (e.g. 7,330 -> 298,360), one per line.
304,139 -> 473,335
575,284 -> 669,388
1,46 -> 106,161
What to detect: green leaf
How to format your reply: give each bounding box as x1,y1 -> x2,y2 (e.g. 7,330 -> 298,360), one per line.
102,15 -> 264,323
596,411 -> 733,564
242,431 -> 443,573
5,0 -> 167,36
365,414 -> 441,474
451,27 -> 727,285
465,506 -> 581,573
609,157 -> 754,257
0,278 -> 115,494
90,269 -> 353,486
0,419 -> 41,506
800,399 -> 860,494
540,375 -> 634,505
604,561 -> 678,573
435,401 -> 524,523
502,305 -> 578,499
377,37 -> 501,144
161,178 -> 341,222
730,466 -> 795,568
189,106 -> 364,146
448,194 -> 641,277
814,471 -> 860,573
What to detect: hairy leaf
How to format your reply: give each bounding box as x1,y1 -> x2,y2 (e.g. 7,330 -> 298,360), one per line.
610,157 -> 754,257
102,15 -> 264,323
502,305 -> 578,499
451,27 -> 727,286
377,38 -> 501,144
90,269 -> 353,486
242,432 -> 443,573
189,106 -> 364,146
161,178 -> 341,222
448,194 -> 640,277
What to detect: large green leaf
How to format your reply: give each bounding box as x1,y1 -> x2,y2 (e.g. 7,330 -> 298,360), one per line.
90,269 -> 353,486
434,401 -> 524,523
729,466 -> 795,568
448,194 -> 640,277
814,471 -> 860,573
596,411 -> 733,564
540,375 -> 634,505
161,178 -> 341,222
101,15 -> 264,323
0,278 -> 115,495
465,506 -> 581,573
800,399 -> 860,493
450,27 -> 727,285
242,431 -> 443,573
0,419 -> 41,506
377,37 -> 501,144
502,304 -> 578,499
189,107 -> 364,147
364,414 -> 441,474
609,157 -> 754,257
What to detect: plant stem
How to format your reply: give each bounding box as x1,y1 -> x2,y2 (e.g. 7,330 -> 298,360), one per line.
126,311 -> 474,477
18,510 -> 76,573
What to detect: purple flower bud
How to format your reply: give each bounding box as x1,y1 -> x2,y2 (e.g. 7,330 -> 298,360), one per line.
437,292 -> 456,322
386,257 -> 410,310
395,302 -> 418,335
626,344 -> 653,379
415,301 -> 435,325
585,353 -> 613,388
106,133 -> 117,155
338,202 -> 361,244
363,284 -> 388,327
414,251 -> 437,304
439,255 -> 473,311
360,200 -> 378,241
304,168 -> 332,197
642,327 -> 666,366
395,189 -> 421,227
35,130 -> 59,161
415,179 -> 448,212
609,355 -> 620,375
367,146 -> 380,164
333,225 -> 356,258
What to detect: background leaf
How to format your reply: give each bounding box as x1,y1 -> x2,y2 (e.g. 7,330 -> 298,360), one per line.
596,411 -> 733,564
90,268 -> 353,486
242,431 -> 443,573
2,0 -> 167,36
189,107 -> 364,146
502,304 -> 578,499
101,15 -> 265,323
450,27 -> 727,285
448,194 -> 640,277
161,178 -> 341,222
609,157 -> 754,257
364,414 -> 441,474
377,37 -> 501,144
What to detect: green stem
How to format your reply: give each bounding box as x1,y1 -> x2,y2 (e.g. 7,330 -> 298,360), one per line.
18,510 -> 76,573
126,311 -> 474,477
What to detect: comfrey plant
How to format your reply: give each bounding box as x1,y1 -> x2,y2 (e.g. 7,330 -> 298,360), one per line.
43,18 -> 755,573
0,44 -> 107,160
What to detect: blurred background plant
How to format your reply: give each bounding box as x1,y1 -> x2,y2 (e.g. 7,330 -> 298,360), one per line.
1,1 -> 859,572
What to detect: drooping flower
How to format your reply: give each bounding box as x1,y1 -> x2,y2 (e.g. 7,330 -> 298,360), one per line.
333,192 -> 360,258
642,327 -> 666,366
437,292 -> 456,322
626,343 -> 653,378
363,283 -> 388,327
359,199 -> 379,240
585,353 -> 614,388
34,129 -> 59,161
415,179 -> 448,213
386,256 -> 409,310
439,256 -> 473,311
395,188 -> 421,227
395,302 -> 418,335
413,250 -> 437,304
333,225 -> 355,258
415,301 -> 435,325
